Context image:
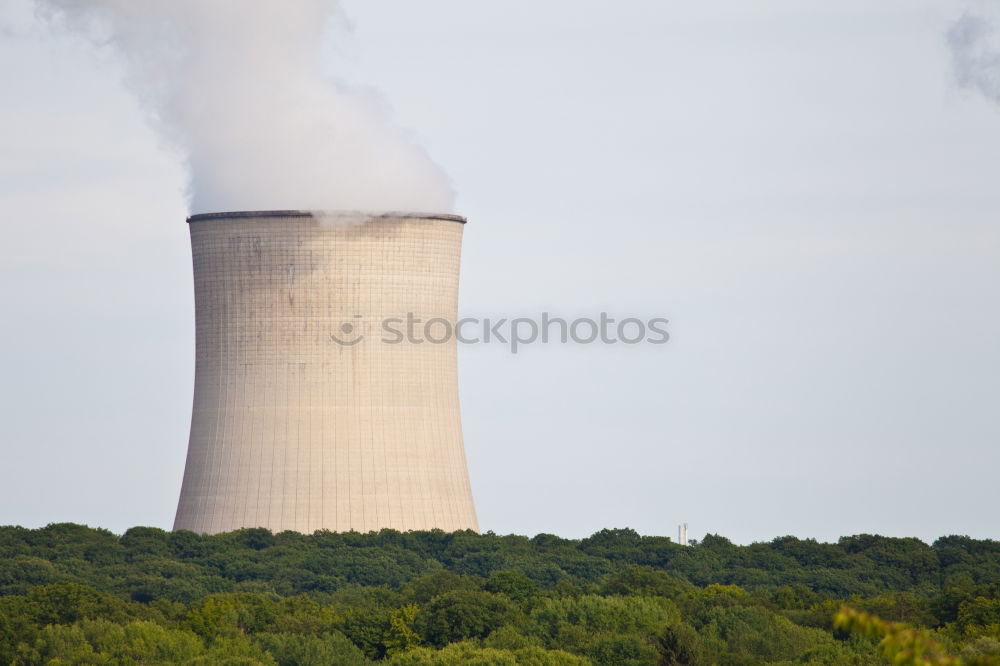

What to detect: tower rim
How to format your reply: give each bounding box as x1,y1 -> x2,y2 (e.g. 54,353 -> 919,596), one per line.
186,210 -> 467,224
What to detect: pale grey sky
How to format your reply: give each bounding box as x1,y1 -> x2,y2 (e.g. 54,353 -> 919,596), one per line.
1,0 -> 998,544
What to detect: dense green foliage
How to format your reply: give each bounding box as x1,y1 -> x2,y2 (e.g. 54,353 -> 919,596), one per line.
834,606 -> 1000,666
1,524 -> 999,664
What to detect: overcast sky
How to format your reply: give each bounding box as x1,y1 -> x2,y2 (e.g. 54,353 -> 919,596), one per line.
1,0 -> 998,544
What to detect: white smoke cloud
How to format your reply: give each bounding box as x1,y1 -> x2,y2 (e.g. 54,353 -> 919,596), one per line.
948,4 -> 1000,104
34,0 -> 455,215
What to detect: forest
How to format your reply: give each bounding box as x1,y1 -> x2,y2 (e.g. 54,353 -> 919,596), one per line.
1,524 -> 999,665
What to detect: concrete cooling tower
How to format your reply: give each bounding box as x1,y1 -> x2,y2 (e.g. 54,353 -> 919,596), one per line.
173,211 -> 478,535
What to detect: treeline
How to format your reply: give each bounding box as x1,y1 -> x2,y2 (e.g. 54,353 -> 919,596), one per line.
0,524 -> 998,664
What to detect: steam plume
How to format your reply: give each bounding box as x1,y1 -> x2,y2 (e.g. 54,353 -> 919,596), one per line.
35,0 -> 455,215
948,5 -> 1000,104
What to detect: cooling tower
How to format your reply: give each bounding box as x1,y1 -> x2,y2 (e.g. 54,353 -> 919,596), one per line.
173,211 -> 478,535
